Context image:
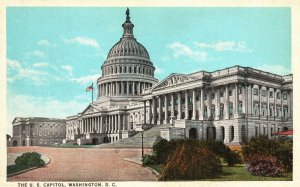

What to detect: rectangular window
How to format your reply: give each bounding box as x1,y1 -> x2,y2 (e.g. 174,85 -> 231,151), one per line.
229,90 -> 232,96
220,92 -> 224,97
196,96 -> 199,101
211,93 -> 215,99
277,92 -> 281,99
269,91 -> 273,98
263,127 -> 266,135
261,90 -> 267,97
253,88 -> 258,95
255,127 -> 258,137
283,93 -> 287,100
239,87 -> 242,94
204,95 -> 207,100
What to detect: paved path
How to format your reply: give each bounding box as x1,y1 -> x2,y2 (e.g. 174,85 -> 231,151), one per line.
7,147 -> 156,181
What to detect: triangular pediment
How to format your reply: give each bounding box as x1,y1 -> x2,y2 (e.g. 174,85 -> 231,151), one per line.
153,73 -> 196,89
82,104 -> 100,115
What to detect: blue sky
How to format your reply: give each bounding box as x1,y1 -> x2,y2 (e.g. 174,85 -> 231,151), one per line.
6,7 -> 291,135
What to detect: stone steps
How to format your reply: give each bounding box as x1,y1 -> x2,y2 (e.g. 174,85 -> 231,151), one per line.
95,124 -> 169,148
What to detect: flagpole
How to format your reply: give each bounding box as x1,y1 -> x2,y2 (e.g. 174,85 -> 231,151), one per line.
92,83 -> 94,103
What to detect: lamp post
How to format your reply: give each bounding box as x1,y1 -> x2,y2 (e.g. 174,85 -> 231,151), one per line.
141,125 -> 144,158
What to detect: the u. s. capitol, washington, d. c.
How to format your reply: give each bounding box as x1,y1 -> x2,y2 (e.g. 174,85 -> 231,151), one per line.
10,8 -> 293,147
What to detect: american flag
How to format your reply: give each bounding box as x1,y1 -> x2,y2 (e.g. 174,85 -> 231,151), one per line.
86,85 -> 94,92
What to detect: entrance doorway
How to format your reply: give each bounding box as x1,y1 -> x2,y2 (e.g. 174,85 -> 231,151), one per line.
13,141 -> 18,146
189,128 -> 197,139
92,138 -> 99,145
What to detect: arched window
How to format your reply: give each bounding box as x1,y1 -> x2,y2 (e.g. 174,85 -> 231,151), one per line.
134,67 -> 136,73
124,66 -> 127,73
129,67 -> 132,73
119,66 -> 122,73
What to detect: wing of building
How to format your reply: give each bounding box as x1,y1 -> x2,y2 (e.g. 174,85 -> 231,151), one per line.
63,9 -> 293,146
10,117 -> 66,146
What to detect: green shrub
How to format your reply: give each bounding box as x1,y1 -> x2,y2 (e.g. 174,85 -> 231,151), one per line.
159,141 -> 222,180
243,135 -> 293,172
246,154 -> 285,177
224,150 -> 242,166
15,152 -> 45,167
141,154 -> 156,167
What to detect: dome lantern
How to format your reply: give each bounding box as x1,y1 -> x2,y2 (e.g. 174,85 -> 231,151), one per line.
122,8 -> 134,38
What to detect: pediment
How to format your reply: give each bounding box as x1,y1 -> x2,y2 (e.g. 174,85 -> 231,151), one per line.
82,105 -> 100,115
153,74 -> 196,89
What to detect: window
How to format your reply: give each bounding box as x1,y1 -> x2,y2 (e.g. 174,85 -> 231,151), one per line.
204,106 -> 207,117
263,127 -> 266,135
283,93 -> 287,100
220,92 -> 224,97
253,88 -> 258,95
220,104 -> 224,117
238,87 -> 242,94
269,91 -> 273,98
211,93 -> 215,99
204,95 -> 207,100
261,90 -> 267,97
255,126 -> 258,137
211,105 -> 215,118
229,90 -> 232,96
276,92 -> 281,99
196,96 -> 199,101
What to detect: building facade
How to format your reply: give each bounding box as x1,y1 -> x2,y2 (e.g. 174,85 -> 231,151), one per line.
65,9 -> 293,145
11,117 -> 66,146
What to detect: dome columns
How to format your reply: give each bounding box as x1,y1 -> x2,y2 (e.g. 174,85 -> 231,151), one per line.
98,81 -> 153,98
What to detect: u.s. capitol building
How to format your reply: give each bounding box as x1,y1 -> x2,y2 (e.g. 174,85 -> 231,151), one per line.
63,9 -> 293,146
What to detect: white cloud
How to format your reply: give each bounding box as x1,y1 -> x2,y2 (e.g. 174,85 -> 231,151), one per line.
37,39 -> 56,47
38,39 -> 50,46
256,64 -> 291,75
7,93 -> 89,135
7,59 -> 49,85
31,50 -> 45,57
61,65 -> 73,76
168,42 -> 208,62
64,37 -> 100,49
71,74 -> 99,85
32,62 -> 49,67
195,41 -> 251,52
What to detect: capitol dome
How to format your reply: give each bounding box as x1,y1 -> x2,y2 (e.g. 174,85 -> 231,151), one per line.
97,8 -> 158,100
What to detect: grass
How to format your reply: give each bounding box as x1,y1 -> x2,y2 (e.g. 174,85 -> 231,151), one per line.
7,164 -> 36,175
149,164 -> 292,181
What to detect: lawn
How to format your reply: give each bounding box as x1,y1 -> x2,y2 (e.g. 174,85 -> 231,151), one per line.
7,164 -> 36,175
150,164 -> 292,181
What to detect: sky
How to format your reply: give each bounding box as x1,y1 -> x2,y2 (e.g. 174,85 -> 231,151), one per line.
6,7 -> 291,135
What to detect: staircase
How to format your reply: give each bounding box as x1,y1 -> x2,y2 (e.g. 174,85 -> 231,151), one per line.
95,124 -> 169,148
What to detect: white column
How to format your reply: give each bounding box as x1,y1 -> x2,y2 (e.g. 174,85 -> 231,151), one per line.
177,92 -> 182,120
118,114 -> 121,132
224,84 -> 229,119
121,81 -> 124,95
171,93 -> 175,118
152,97 -> 157,124
158,96 -> 162,124
215,88 -> 220,120
234,83 -> 239,117
132,81 -> 135,95
185,90 -> 188,120
164,95 -> 169,124
148,100 -> 152,124
192,89 -> 196,120
199,88 -> 204,120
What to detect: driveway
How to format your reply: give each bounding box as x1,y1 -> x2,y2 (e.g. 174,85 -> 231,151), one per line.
7,146 -> 157,181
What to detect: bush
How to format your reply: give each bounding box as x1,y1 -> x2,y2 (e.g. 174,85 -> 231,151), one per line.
141,154 -> 156,167
224,150 -> 243,166
243,135 -> 293,172
152,139 -> 184,164
246,155 -> 285,177
15,152 -> 45,167
197,140 -> 242,166
159,141 -> 222,180
153,139 -> 242,166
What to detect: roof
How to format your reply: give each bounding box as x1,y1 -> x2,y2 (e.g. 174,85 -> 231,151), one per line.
272,130 -> 293,136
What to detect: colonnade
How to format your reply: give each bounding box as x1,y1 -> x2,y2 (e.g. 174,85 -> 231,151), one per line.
78,114 -> 128,134
98,81 -> 152,97
144,83 -> 292,125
